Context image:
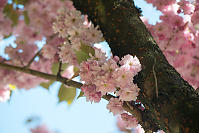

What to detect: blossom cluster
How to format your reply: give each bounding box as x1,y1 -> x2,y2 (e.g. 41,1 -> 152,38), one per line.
53,7 -> 103,66
79,50 -> 141,129
80,49 -> 141,103
52,5 -> 142,130
107,98 -> 140,129
143,0 -> 199,89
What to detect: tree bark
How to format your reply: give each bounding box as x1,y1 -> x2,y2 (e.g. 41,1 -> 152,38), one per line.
72,0 -> 199,132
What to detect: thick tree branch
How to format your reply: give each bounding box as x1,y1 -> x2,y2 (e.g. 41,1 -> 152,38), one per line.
72,0 -> 199,132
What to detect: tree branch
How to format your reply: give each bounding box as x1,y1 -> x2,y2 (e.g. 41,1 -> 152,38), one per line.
0,62 -> 82,88
25,49 -> 42,68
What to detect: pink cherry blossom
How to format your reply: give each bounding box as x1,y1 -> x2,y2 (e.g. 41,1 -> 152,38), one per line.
119,55 -> 142,76
59,41 -> 79,66
30,124 -> 54,133
156,130 -> 165,133
0,87 -> 10,102
0,0 -> 7,9
121,113 -> 138,129
80,59 -> 100,84
133,124 -> 145,133
62,65 -> 74,79
106,98 -> 124,115
81,84 -> 102,103
178,0 -> 195,15
117,84 -> 140,101
117,116 -> 128,131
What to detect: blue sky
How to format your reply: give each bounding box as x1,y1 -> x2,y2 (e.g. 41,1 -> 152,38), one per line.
0,1 -> 161,133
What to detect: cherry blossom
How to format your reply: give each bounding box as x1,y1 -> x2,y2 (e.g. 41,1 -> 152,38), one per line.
121,113 -> 138,129
106,98 -> 124,115
0,87 -> 10,102
30,124 -> 54,133
81,84 -> 102,103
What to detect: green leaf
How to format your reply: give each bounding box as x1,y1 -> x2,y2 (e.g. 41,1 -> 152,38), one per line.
58,84 -> 76,105
72,66 -> 80,78
75,50 -> 90,64
3,33 -> 12,39
3,4 -> 19,26
23,10 -> 30,25
13,0 -> 28,5
51,62 -> 68,75
74,43 -> 95,64
80,42 -> 95,56
73,66 -> 79,73
40,81 -> 54,90
77,91 -> 84,99
51,62 -> 59,75
62,63 -> 68,72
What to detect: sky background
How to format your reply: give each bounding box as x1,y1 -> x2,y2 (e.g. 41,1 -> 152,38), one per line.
0,0 -> 161,133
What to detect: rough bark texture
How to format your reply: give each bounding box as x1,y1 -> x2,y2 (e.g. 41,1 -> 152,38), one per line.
72,0 -> 199,132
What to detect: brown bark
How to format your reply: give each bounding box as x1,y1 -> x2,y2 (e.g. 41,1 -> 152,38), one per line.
72,0 -> 199,132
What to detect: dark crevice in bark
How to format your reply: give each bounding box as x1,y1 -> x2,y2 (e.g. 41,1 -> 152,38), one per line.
72,0 -> 199,132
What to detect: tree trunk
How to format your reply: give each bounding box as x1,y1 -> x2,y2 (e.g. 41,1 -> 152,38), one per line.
72,0 -> 199,132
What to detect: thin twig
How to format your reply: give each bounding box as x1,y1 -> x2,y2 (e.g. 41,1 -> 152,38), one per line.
25,49 -> 42,68
102,94 -> 115,101
163,31 -> 177,51
57,61 -> 62,77
193,56 -> 199,61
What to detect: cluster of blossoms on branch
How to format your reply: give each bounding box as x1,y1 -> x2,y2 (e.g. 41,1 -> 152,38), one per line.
80,53 -> 141,103
80,53 -> 141,129
143,0 -> 199,89
53,3 -> 142,130
53,7 -> 103,66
